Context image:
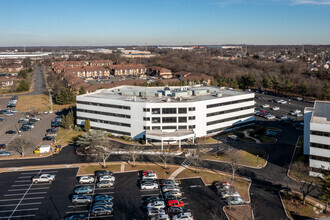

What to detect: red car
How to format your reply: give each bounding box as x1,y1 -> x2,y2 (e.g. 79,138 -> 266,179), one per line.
143,170 -> 157,176
0,144 -> 6,149
167,200 -> 184,207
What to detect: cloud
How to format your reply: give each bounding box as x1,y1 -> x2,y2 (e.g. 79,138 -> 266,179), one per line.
291,0 -> 330,5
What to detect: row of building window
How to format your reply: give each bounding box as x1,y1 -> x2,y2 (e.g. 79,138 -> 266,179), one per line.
77,109 -> 131,119
311,130 -> 330,137
77,117 -> 130,128
77,101 -> 130,110
143,117 -> 195,123
143,107 -> 195,114
310,155 -> 330,162
206,113 -> 252,126
144,125 -> 196,130
207,106 -> 254,117
206,98 -> 254,109
310,142 -> 330,150
206,121 -> 253,134
91,126 -> 130,136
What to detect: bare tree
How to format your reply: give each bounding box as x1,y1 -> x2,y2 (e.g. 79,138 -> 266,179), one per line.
121,145 -> 143,167
189,146 -> 205,173
9,137 -> 35,157
90,140 -> 115,168
158,150 -> 173,169
226,151 -> 241,180
291,162 -> 319,205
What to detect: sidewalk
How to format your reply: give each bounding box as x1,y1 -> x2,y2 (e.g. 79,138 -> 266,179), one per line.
169,166 -> 186,179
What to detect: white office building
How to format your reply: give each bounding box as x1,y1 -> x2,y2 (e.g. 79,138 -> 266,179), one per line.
76,86 -> 255,148
304,101 -> 330,177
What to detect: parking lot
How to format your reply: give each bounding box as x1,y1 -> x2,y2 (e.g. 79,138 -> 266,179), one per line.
0,97 -> 58,157
0,169 -> 227,220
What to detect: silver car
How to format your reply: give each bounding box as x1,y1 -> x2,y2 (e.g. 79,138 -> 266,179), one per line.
96,180 -> 114,188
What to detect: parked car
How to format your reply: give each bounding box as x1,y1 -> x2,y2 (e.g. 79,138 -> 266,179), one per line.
150,214 -> 170,220
64,214 -> 86,220
167,200 -> 184,207
147,207 -> 166,217
271,106 -> 280,111
168,207 -> 188,216
46,132 -> 57,137
141,182 -> 158,190
226,196 -> 244,205
46,128 -> 59,133
143,170 -> 157,176
0,144 -> 6,149
220,189 -> 240,199
72,195 -> 92,205
93,201 -> 113,208
143,197 -> 164,205
142,172 -> 158,180
164,195 -> 182,202
4,112 -> 14,116
279,115 -> 288,120
23,122 -> 35,128
296,113 -> 304,117
261,104 -> 269,108
20,126 -> 31,132
19,118 -> 29,123
79,176 -> 95,184
172,213 -> 193,220
95,170 -> 113,178
96,180 -> 114,188
266,115 -> 275,120
0,151 -> 11,157
147,201 -> 165,209
5,130 -> 16,134
164,191 -> 182,198
140,179 -> 157,185
43,136 -> 55,141
99,175 -> 115,182
32,174 -> 55,183
93,194 -> 113,202
162,185 -> 180,193
161,180 -> 180,187
74,186 -> 93,194
0,118 -> 7,122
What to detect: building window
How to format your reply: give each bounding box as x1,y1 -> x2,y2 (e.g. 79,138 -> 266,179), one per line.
143,126 -> 150,130
143,108 -> 150,112
77,101 -> 130,110
311,131 -> 330,137
178,108 -> 187,114
310,142 -> 330,150
163,126 -> 177,130
152,117 -> 161,123
207,106 -> 254,117
207,113 -> 252,126
77,109 -> 130,119
310,155 -> 330,162
152,108 -> 160,114
90,126 -> 130,136
178,126 -> 187,129
188,107 -> 195,111
143,117 -> 150,121
206,98 -> 254,109
152,126 -> 161,130
188,125 -> 196,129
189,116 -> 196,120
162,108 -> 177,114
178,117 -> 187,123
77,117 -> 130,127
162,117 -> 177,123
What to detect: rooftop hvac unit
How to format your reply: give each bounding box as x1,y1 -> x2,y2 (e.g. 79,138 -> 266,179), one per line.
216,93 -> 222,97
166,98 -> 171,102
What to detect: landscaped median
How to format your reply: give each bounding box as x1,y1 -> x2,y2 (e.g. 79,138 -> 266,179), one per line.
223,205 -> 253,220
202,148 -> 268,168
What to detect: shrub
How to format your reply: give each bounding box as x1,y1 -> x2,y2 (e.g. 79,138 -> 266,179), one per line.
233,130 -> 244,139
74,126 -> 83,131
121,135 -> 133,142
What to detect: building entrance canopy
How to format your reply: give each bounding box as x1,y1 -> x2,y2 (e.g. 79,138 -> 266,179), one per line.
146,129 -> 195,150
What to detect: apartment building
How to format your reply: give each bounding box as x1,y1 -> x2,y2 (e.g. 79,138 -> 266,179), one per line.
148,67 -> 173,79
110,64 -> 147,76
304,101 -> 330,177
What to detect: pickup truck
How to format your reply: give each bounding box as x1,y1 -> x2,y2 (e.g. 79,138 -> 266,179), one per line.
32,174 -> 55,183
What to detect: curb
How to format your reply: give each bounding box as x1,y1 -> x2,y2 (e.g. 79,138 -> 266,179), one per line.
223,205 -> 254,220
278,190 -> 294,220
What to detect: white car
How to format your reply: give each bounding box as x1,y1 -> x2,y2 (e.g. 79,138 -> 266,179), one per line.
261,104 -> 269,108
147,207 -> 166,217
220,190 -> 240,199
147,201 -> 165,209
79,176 -> 95,184
141,182 -> 158,190
31,117 -> 41,121
162,185 -> 180,193
279,100 -> 287,104
266,115 -> 275,120
32,174 -> 55,183
173,213 -> 193,220
143,173 -> 158,180
19,118 -> 29,123
271,106 -> 280,111
296,113 -> 304,117
151,214 -> 170,220
226,196 -> 244,205
4,112 -> 14,116
10,109 -> 18,113
291,109 -> 301,114
99,175 -> 115,182
164,190 -> 182,198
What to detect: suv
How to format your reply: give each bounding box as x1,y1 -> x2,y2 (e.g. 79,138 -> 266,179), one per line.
72,195 -> 92,205
95,170 -> 113,178
141,182 -> 158,190
79,176 -> 95,184
90,206 -> 112,216
32,174 -> 55,183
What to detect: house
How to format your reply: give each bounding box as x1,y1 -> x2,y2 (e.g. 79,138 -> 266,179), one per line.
0,77 -> 15,88
0,64 -> 23,73
88,60 -> 113,67
109,64 -> 147,76
148,67 -> 172,79
175,72 -> 214,85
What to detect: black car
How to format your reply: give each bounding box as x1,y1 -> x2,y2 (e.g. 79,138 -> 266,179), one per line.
46,128 -> 58,133
20,126 -> 31,131
95,170 -> 113,178
0,118 -> 7,122
5,130 -> 16,134
143,196 -> 163,205
51,122 -> 61,127
168,207 -> 188,216
43,136 -> 55,141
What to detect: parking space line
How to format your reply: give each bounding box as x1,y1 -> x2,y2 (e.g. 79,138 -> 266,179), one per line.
0,202 -> 41,207
0,197 -> 44,202
17,176 -> 32,179
14,180 -> 32,183
89,215 -> 113,219
66,210 -> 89,214
11,184 -> 30,187
8,169 -> 42,220
4,192 -> 47,197
0,208 -> 39,213
8,187 -> 49,192
141,194 -> 159,197
67,205 -> 87,208
0,214 -> 35,219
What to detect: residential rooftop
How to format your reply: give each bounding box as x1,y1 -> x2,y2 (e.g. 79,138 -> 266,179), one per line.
311,101 -> 330,125
78,85 -> 252,103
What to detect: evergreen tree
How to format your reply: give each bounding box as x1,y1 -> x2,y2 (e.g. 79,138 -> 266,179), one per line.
322,82 -> 330,100
55,88 -> 75,105
271,75 -> 280,93
79,86 -> 86,95
16,80 -> 30,92
298,81 -> 308,97
262,75 -> 272,89
84,119 -> 91,132
318,170 -> 330,213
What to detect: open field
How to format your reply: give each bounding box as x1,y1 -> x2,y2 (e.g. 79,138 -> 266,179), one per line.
55,127 -> 84,147
224,205 -> 253,220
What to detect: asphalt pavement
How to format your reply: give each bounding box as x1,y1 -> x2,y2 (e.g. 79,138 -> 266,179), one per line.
21,65 -> 46,96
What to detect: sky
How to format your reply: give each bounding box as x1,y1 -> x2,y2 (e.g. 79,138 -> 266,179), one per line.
0,0 -> 330,46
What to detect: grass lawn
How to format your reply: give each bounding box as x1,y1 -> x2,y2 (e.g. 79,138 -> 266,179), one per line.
280,191 -> 328,219
78,164 -> 122,175
203,149 -> 267,168
224,205 -> 253,220
16,94 -> 75,113
176,168 -> 250,201
56,128 -> 84,147
196,137 -> 219,144
124,164 -> 177,179
259,135 -> 276,144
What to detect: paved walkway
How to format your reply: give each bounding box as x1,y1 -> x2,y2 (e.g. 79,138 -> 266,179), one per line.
243,130 -> 261,143
169,166 -> 186,179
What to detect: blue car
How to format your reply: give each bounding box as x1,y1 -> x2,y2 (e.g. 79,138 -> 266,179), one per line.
64,214 -> 86,220
74,186 -> 93,194
94,194 -> 113,202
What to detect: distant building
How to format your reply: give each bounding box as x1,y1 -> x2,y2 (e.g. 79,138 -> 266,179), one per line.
147,67 -> 172,79
109,64 -> 147,76
0,77 -> 15,88
304,101 -> 330,177
0,64 -> 23,73
175,71 -> 214,85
